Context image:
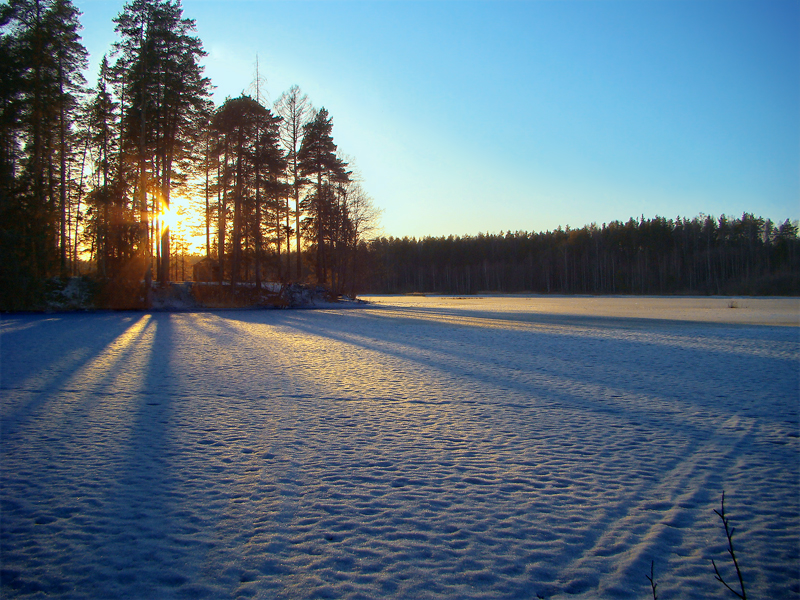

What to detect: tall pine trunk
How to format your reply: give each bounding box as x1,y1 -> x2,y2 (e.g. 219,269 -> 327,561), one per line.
58,59 -> 68,276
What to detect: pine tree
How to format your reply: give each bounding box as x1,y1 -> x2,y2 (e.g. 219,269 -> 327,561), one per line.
0,5 -> 27,307
297,107 -> 349,284
113,0 -> 211,285
0,0 -> 86,306
212,95 -> 285,288
49,0 -> 86,274
252,102 -> 286,288
84,55 -> 122,276
0,3 -> 24,199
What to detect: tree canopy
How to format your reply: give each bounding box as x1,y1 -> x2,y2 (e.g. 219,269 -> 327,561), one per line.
0,0 -> 379,308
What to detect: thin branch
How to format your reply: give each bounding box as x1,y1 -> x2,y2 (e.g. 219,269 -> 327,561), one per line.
645,560 -> 658,600
712,492 -> 747,600
713,559 -> 744,599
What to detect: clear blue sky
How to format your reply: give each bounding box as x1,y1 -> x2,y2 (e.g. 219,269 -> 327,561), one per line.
76,0 -> 799,238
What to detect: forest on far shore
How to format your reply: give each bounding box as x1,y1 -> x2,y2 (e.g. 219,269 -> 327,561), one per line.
359,213 -> 799,297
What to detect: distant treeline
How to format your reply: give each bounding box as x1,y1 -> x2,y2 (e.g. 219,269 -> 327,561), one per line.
362,214 -> 799,296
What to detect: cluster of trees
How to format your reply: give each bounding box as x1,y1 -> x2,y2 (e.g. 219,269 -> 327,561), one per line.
1,1 -> 795,310
364,214 -> 799,296
0,0 -> 378,309
1,0 -> 88,307
202,93 -> 378,295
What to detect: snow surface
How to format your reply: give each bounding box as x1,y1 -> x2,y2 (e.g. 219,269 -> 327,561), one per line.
1,296 -> 798,599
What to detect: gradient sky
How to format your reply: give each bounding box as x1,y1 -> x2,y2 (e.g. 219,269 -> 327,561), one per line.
75,0 -> 799,239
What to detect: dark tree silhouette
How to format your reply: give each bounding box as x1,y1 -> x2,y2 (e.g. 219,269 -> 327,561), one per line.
212,95 -> 285,289
0,0 -> 382,309
113,0 -> 211,285
297,107 -> 350,285
0,0 -> 86,307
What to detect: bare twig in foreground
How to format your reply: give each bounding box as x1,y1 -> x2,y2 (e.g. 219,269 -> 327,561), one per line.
645,560 -> 658,600
711,491 -> 747,600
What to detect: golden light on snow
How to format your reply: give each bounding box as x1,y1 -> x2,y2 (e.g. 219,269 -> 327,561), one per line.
1,301 -> 798,598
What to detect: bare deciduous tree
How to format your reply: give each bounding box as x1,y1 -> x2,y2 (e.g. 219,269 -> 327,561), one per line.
274,84 -> 312,280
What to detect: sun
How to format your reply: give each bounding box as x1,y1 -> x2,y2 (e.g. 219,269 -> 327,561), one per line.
158,196 -> 206,254
160,204 -> 179,231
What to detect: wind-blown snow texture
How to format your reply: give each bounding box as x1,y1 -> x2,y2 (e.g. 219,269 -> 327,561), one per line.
2,296 -> 798,599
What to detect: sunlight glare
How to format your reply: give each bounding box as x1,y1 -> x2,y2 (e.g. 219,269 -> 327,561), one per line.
159,196 -> 206,254
160,204 -> 179,231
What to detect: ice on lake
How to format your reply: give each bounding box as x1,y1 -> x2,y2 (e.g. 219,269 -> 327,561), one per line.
2,296 -> 798,599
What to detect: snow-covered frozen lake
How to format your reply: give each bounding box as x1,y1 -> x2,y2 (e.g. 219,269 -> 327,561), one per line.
2,296 -> 798,599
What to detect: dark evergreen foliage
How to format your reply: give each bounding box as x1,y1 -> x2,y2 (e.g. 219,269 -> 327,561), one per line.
112,0 -> 212,285
211,94 -> 286,288
0,0 -> 86,308
297,107 -> 351,285
364,215 -> 799,296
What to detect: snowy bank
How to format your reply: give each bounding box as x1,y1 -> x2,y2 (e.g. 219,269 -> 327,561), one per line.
1,296 -> 797,599
15,277 -> 367,312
